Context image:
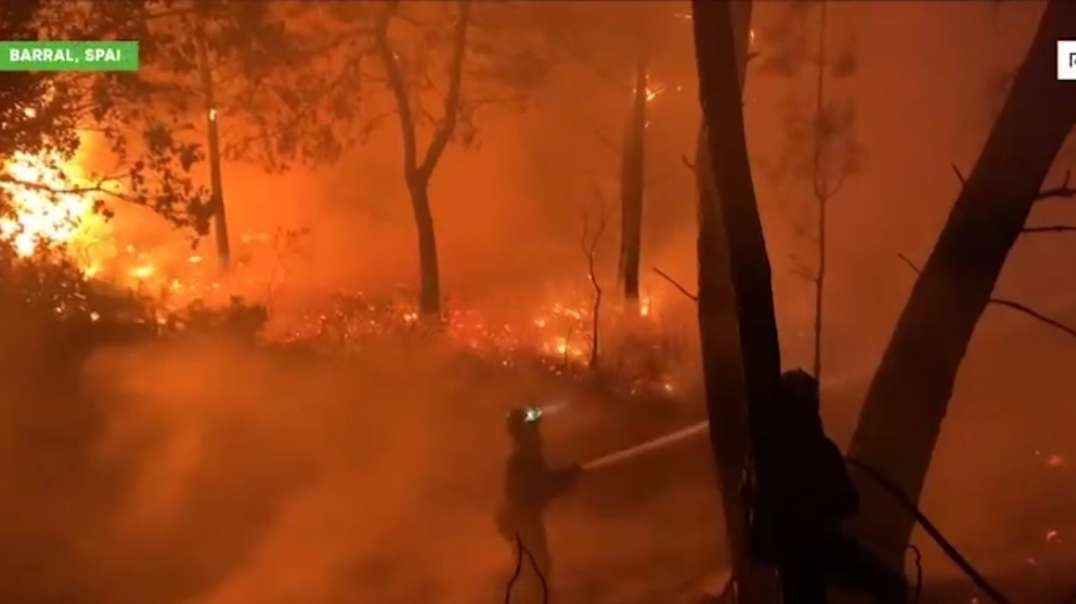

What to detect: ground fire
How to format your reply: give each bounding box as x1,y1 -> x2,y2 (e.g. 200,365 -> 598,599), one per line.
1,2 -> 1075,604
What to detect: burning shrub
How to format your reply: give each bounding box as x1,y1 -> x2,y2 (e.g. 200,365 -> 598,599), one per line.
175,296 -> 269,343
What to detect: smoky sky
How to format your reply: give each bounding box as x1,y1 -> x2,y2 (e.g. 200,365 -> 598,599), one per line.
4,1 -> 1076,600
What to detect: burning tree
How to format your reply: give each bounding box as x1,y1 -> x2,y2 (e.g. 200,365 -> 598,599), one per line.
0,2 -> 213,268
0,3 -> 81,161
79,0 -> 339,269
1,0 -> 371,276
619,57 -> 647,305
542,3 -> 686,311
0,2 -> 131,276
0,0 -> 367,330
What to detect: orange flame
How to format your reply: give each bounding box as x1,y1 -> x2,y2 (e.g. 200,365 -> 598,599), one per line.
0,151 -> 110,262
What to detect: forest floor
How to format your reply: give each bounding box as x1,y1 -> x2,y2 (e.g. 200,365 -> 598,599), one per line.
0,285 -> 1072,604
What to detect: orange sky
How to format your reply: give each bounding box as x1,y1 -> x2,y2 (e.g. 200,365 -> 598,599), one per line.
61,0 -> 1076,583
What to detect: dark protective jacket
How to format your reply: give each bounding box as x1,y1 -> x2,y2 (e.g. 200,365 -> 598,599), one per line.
498,451 -> 579,538
753,393 -> 859,559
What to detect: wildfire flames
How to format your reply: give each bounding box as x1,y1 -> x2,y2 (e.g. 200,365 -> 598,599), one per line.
1,145 -> 678,394
0,144 -> 241,316
0,150 -> 110,264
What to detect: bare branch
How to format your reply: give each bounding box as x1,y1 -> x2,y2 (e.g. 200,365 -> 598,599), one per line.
652,266 -> 698,302
375,1 -> 419,181
950,166 -> 1075,203
988,298 -> 1076,340
417,0 -> 472,180
896,252 -> 1076,341
582,191 -> 606,370
896,252 -> 922,275
0,173 -> 132,203
951,163 -> 967,187
1022,225 -> 1076,234
822,169 -> 848,201
1033,169 -> 1076,202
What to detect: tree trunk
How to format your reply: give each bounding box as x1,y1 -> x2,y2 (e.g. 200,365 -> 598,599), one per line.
197,26 -> 231,271
375,0 -> 469,317
811,1 -> 829,382
848,0 -> 1076,561
620,58 -> 647,303
698,123 -> 780,604
408,179 -> 441,316
693,2 -> 781,602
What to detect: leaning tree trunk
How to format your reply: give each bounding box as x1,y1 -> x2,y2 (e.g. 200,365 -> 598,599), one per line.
620,58 -> 647,303
698,123 -> 780,604
848,0 -> 1076,562
697,124 -> 749,586
197,26 -> 231,271
408,178 -> 442,316
693,2 -> 781,602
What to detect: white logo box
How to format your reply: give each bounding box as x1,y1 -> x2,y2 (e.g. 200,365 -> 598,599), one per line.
1059,40 -> 1076,80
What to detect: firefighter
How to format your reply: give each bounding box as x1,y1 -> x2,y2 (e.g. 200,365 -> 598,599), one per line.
760,370 -> 908,604
497,406 -> 581,599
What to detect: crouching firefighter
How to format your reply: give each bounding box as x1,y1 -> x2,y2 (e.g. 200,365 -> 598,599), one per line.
752,370 -> 909,604
497,406 -> 582,600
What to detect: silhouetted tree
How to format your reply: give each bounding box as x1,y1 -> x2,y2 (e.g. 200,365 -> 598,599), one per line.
693,2 -> 782,602
374,0 -> 470,317
0,1 -> 215,248
537,3 -> 687,311
0,2 -> 82,162
619,58 -> 646,304
582,195 -> 606,370
314,0 -> 549,316
84,0 -> 323,267
756,0 -> 861,384
848,0 -> 1076,563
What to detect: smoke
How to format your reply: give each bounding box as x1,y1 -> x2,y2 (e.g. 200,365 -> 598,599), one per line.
0,283 -> 732,604
4,1 -> 1076,601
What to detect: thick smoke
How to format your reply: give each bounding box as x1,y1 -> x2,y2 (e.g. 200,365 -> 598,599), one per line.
4,1 -> 1076,601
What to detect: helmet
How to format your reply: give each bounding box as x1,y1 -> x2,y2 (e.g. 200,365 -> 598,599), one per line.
506,406 -> 543,440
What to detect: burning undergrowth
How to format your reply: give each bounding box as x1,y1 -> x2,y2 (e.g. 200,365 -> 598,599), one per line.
269,286 -> 694,401
0,123 -> 703,411
0,255 -> 723,604
0,190 -> 715,603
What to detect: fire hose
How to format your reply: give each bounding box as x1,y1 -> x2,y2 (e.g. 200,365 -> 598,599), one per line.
581,421 -> 710,471
580,420 -> 1016,604
843,457 -> 1012,604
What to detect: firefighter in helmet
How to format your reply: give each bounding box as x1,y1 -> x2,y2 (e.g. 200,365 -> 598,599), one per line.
497,406 -> 581,597
759,370 -> 908,604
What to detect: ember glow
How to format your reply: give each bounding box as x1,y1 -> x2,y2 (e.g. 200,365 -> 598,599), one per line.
0,151 -> 110,262
0,144 -> 248,315
0,3 -> 1074,604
